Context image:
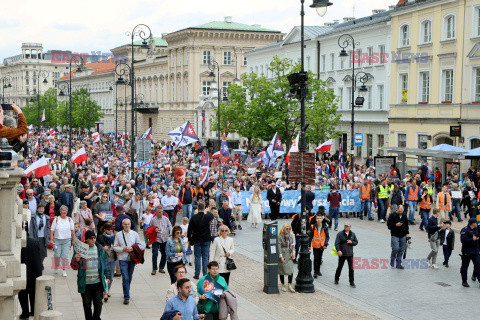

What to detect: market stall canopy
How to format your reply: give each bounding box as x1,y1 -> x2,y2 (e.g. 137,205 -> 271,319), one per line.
464,147 -> 480,159
380,147 -> 466,160
428,144 -> 468,153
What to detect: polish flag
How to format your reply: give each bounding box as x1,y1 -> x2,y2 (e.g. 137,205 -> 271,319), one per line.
47,129 -> 56,139
212,151 -> 221,158
315,139 -> 333,152
71,147 -> 87,164
24,156 -> 51,178
160,145 -> 167,154
92,132 -> 100,144
286,133 -> 299,164
41,109 -> 45,122
97,172 -> 104,183
34,141 -> 39,152
165,164 -> 171,170
119,138 -> 124,147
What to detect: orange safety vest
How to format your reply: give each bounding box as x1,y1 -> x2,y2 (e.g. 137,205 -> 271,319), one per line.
407,186 -> 419,201
438,192 -> 451,210
418,195 -> 431,210
181,187 -> 196,200
311,226 -> 326,249
361,184 -> 371,200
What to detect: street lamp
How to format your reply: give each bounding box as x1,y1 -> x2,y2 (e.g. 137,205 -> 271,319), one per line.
57,54 -> 85,156
288,0 -> 332,294
208,58 -> 221,150
115,62 -> 132,148
126,24 -> 151,179
1,75 -> 13,104
338,34 -> 369,163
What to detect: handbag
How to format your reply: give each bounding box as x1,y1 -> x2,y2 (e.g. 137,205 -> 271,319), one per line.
222,246 -> 236,270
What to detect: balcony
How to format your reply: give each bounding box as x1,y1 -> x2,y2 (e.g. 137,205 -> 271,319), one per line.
135,102 -> 158,114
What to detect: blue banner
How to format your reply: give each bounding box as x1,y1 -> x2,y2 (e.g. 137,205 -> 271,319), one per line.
237,190 -> 361,214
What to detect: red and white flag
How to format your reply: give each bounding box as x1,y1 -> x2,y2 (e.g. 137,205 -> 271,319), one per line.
41,109 -> 45,122
24,156 -> 51,178
338,137 -> 346,180
119,138 -> 124,147
315,139 -> 333,152
286,133 -> 299,164
92,132 -> 100,144
142,127 -> 153,140
97,172 -> 104,183
159,145 -> 167,154
34,141 -> 39,152
71,147 -> 87,164
212,151 -> 221,158
47,129 -> 56,139
165,164 -> 171,170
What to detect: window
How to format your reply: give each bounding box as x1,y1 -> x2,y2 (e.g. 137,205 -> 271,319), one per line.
444,15 -> 455,40
421,20 -> 432,44
330,53 -> 334,70
418,134 -> 428,163
357,49 -> 362,67
347,87 -> 352,105
223,51 -> 232,65
476,7 -> 480,37
378,135 -> 385,156
185,52 -> 189,66
420,72 -> 430,103
172,84 -> 174,101
398,133 -> 407,148
222,81 -> 231,98
202,81 -> 211,95
443,69 -> 453,102
367,47 -> 373,66
401,25 -> 410,46
366,86 -> 372,109
321,55 -> 326,72
243,56 -> 247,66
260,65 -> 264,75
340,55 -> 345,69
338,88 -> 343,109
178,53 -> 182,66
349,51 -> 352,68
378,85 -> 384,109
25,78 -> 29,85
306,57 -> 311,71
26,71 -> 29,76
400,74 -> 408,103
367,134 -> 373,156
474,68 -> 480,102
185,81 -> 188,100
171,53 -> 175,67
202,50 -> 211,65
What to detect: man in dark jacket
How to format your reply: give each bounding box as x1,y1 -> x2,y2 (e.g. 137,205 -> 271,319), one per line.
387,204 -> 410,269
114,206 -> 135,232
187,202 -> 213,279
59,184 -> 74,217
460,218 -> 480,287
334,222 -> 358,287
18,237 -> 43,319
267,182 -> 282,220
327,186 -> 342,230
439,220 -> 454,267
305,185 -> 315,211
218,200 -> 233,232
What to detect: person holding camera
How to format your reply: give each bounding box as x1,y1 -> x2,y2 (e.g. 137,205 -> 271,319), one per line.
0,103 -> 28,140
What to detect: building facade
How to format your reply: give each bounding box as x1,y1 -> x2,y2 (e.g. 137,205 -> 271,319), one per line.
245,9 -> 392,160
0,43 -> 71,107
389,0 -> 471,167
117,17 -> 284,145
57,61 -> 116,133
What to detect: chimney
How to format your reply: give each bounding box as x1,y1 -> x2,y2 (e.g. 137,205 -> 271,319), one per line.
333,20 -> 340,25
224,16 -> 233,23
252,24 -> 261,28
162,33 -> 168,38
324,22 -> 334,26
343,17 -> 355,22
388,5 -> 395,10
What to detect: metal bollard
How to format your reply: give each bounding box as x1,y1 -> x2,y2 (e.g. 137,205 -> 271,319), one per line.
34,275 -> 55,320
39,310 -> 63,320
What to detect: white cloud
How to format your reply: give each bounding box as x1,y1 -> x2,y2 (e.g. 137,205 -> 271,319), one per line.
0,0 -> 397,60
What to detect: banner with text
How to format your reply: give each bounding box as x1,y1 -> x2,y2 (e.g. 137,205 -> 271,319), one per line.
236,190 -> 361,214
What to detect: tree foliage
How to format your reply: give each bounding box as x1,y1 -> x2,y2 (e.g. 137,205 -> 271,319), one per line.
23,88 -> 103,129
211,56 -> 341,150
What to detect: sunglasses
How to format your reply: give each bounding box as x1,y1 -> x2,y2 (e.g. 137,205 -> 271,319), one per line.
221,230 -> 229,233
88,236 -> 96,239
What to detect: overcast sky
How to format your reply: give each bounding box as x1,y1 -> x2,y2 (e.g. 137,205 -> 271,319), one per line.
0,0 -> 397,60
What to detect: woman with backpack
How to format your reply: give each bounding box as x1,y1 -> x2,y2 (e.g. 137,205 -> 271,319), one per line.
50,205 -> 75,277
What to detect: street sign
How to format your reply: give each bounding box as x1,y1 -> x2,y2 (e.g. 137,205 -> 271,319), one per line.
138,161 -> 152,169
354,134 -> 363,146
374,156 -> 396,176
136,139 -> 152,162
108,132 -> 115,139
450,126 -> 461,137
289,152 -> 315,185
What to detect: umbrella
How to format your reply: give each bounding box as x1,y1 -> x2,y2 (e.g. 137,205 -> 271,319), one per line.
464,147 -> 480,159
428,144 -> 468,153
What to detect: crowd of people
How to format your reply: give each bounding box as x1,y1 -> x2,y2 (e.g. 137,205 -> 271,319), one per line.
8,113 -> 480,319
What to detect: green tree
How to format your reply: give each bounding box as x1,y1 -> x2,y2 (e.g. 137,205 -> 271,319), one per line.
24,88 -> 103,130
211,56 -> 341,150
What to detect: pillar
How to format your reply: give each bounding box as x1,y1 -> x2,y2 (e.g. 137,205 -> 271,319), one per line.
34,275 -> 55,320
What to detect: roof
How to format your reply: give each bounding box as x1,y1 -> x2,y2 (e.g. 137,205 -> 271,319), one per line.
114,37 -> 167,50
394,0 -> 440,11
57,60 -> 115,81
188,21 -> 280,33
317,10 -> 391,38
